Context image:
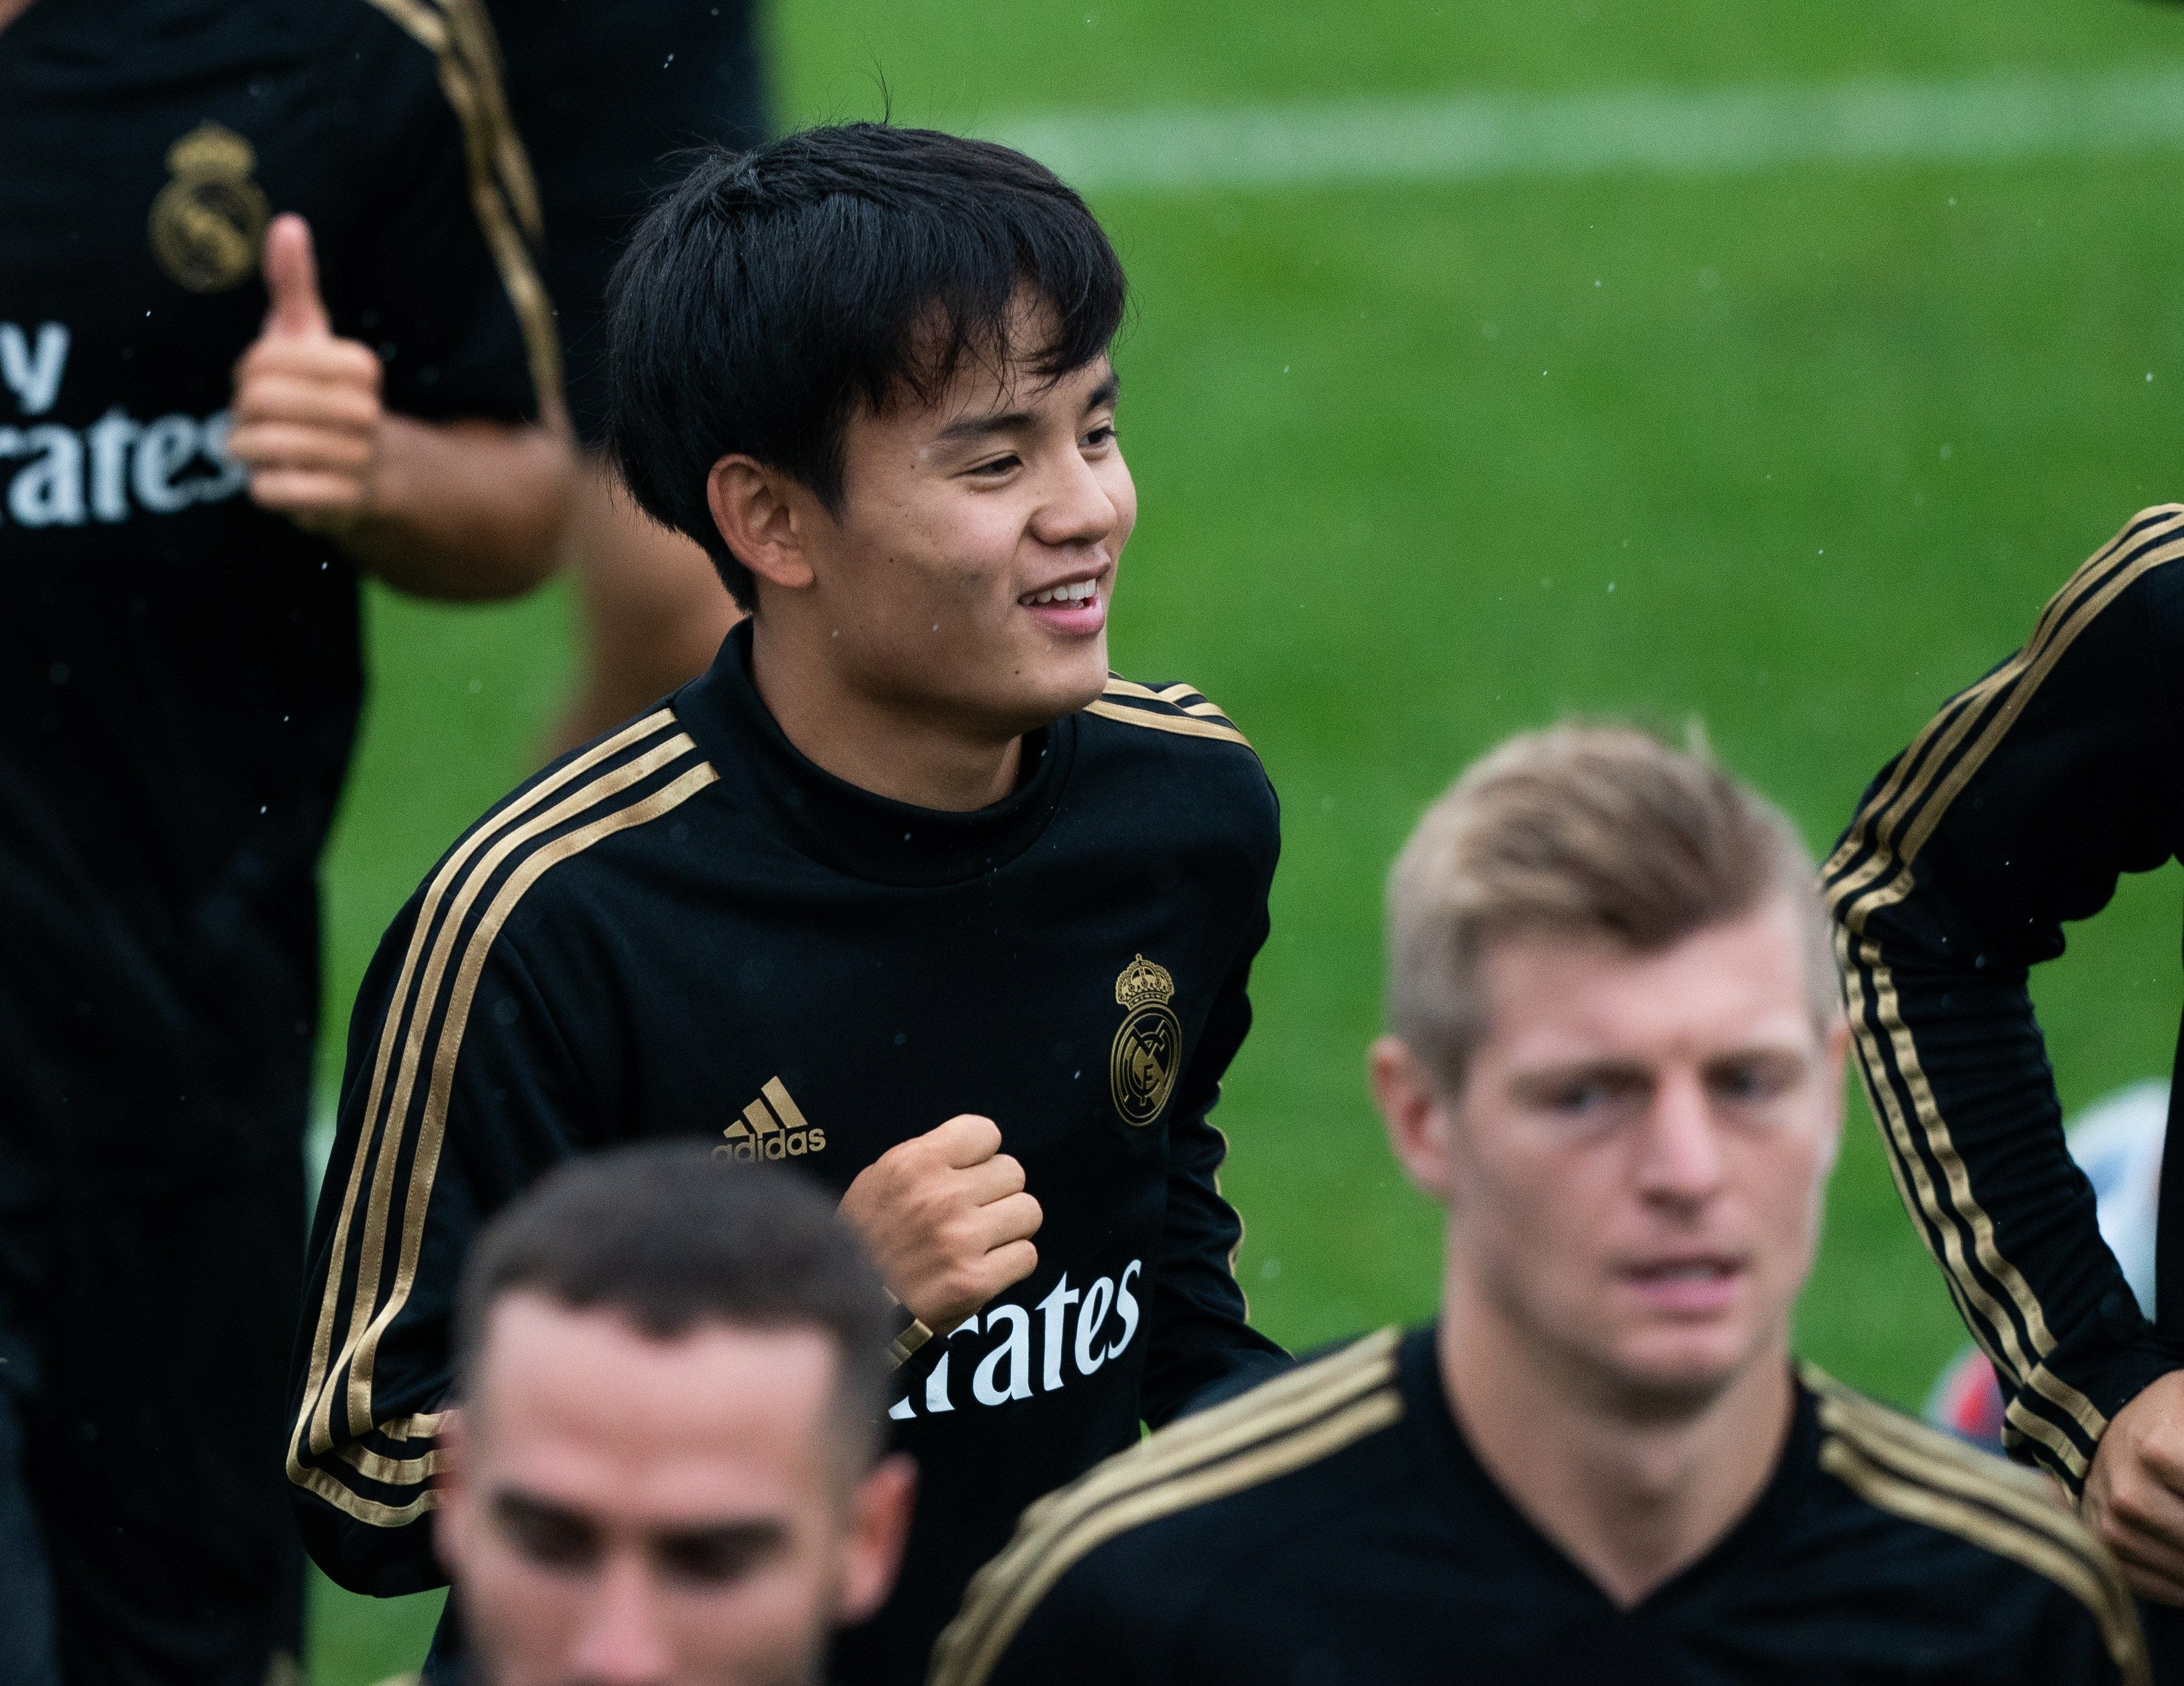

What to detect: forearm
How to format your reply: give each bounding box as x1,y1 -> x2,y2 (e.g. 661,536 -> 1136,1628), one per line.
341,414 -> 573,601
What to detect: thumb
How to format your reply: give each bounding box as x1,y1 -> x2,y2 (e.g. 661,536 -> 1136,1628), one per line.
261,213 -> 330,339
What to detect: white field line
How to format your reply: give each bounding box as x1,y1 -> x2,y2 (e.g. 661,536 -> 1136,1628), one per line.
985,67 -> 2184,192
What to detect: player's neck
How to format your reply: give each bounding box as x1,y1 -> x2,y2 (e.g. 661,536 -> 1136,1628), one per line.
746,615 -> 1025,812
1439,1286 -> 1795,1611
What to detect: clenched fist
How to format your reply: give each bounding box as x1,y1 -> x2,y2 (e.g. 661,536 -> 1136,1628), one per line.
228,213 -> 384,534
838,1115 -> 1042,1332
2083,1368 -> 2184,1604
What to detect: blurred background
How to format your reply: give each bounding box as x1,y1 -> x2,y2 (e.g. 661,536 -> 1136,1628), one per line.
314,0 -> 2184,1670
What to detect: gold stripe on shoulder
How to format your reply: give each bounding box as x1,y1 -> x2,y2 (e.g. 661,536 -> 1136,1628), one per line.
1804,1366 -> 2063,1510
931,1348 -> 1403,1686
932,1331 -> 1401,1686
1083,699 -> 1252,750
1819,1434 -> 2148,1686
367,0 -> 563,418
428,0 -> 544,238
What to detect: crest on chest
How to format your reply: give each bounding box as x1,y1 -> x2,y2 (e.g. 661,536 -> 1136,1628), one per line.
149,123 -> 269,293
1110,955 -> 1182,1127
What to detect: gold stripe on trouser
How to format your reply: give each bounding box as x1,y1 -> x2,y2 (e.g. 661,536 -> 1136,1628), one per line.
1820,1438 -> 2149,1686
934,1331 -> 1400,1681
291,710 -> 673,1481
1082,700 -> 1251,748
930,1383 -> 1404,1686
319,729 -> 696,1455
336,746 -> 709,1440
1824,511 -> 2184,1472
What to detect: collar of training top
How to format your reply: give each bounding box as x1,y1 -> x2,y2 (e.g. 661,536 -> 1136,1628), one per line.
674,620 -> 1078,888
1400,1323 -> 1821,1615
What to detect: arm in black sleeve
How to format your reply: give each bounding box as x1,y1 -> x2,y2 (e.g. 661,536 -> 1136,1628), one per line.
286,878 -> 595,1593
1825,504 -> 2184,1491
1138,814 -> 1290,1426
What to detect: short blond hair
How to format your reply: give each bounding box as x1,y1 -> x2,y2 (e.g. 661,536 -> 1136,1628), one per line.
1387,725 -> 1835,1093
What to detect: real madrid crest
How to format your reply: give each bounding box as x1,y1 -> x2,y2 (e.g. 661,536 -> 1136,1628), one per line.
1109,955 -> 1182,1128
149,123 -> 270,293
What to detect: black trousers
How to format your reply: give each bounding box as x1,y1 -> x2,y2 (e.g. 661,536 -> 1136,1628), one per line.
0,1161 -> 306,1686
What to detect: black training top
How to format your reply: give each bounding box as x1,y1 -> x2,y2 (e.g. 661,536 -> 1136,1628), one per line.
0,0 -> 550,1210
934,1325 -> 2148,1686
1827,504 -> 2184,1496
287,621 -> 1290,1684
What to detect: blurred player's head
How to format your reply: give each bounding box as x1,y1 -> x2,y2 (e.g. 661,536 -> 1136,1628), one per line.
436,1145 -> 913,1686
607,123 -> 1131,736
1370,726 -> 1846,1419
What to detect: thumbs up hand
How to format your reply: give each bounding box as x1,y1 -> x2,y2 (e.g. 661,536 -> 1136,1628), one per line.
228,214 -> 387,535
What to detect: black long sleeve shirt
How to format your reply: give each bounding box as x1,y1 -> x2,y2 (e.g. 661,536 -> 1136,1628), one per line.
1826,503 -> 2184,1493
0,0 -> 549,1213
933,1328 -> 2144,1686
288,621 -> 1289,1682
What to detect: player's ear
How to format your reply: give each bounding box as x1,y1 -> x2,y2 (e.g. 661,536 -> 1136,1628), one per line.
1370,1035 -> 1458,1203
707,455 -> 817,594
838,1453 -> 917,1625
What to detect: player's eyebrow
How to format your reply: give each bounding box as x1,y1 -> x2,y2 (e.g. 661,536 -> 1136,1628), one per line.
936,369 -> 1121,444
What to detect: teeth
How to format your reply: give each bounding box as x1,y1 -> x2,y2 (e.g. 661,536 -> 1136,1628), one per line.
1024,579 -> 1099,607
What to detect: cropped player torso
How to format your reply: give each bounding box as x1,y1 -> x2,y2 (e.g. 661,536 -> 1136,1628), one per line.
0,0 -> 535,1205
945,1328 -> 2142,1686
305,623 -> 1280,1681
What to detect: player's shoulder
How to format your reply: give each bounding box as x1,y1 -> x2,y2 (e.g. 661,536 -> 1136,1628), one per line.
1080,675 -> 1260,762
2024,503 -> 2184,644
396,704 -> 720,950
928,1328 -> 1406,1686
1799,1364 -> 2147,1682
1075,673 -> 1275,836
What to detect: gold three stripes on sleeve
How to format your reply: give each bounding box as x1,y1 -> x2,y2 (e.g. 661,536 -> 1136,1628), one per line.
287,709 -> 717,1524
1823,504 -> 2184,1486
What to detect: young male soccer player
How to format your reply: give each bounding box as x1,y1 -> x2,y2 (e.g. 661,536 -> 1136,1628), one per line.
436,1146 -> 915,1686
288,124 -> 1287,1682
932,727 -> 2147,1686
1826,504 -> 2184,1671
1,2 -> 567,1679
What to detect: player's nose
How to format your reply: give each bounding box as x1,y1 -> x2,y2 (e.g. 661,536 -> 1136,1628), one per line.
569,1558 -> 676,1685
1029,441 -> 1123,551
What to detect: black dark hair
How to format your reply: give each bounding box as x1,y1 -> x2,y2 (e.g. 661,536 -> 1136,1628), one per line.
454,1145 -> 891,1462
604,122 -> 1128,608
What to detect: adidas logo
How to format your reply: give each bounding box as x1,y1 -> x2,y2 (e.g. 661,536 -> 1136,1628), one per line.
717,1077 -> 827,1163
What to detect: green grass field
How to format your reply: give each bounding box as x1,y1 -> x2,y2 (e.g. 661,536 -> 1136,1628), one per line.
307,0 -> 2184,1673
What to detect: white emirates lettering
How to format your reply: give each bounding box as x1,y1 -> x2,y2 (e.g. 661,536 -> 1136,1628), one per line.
888,1259 -> 1144,1421
1,320 -> 248,527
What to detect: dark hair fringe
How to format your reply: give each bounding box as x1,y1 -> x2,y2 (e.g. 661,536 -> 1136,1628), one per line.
453,1144 -> 893,1458
605,122 -> 1128,608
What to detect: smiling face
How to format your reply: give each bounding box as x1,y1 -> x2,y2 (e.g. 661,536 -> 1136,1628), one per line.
1382,896 -> 1845,1415
735,303 -> 1135,745
437,1297 -> 911,1686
